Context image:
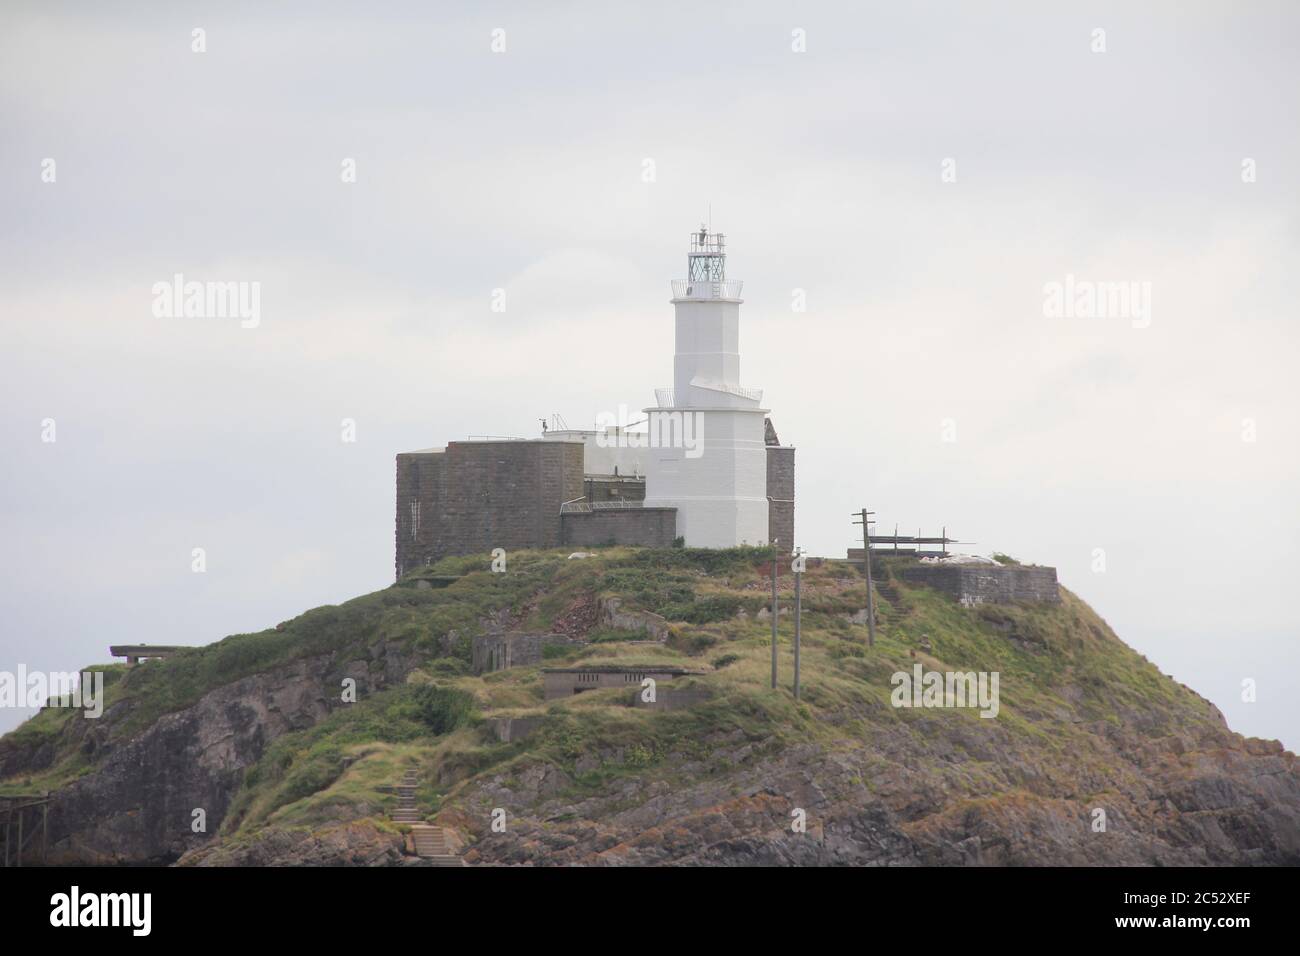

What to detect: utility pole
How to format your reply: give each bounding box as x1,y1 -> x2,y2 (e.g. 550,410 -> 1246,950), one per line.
792,547 -> 804,700
851,509 -> 877,647
770,538 -> 779,689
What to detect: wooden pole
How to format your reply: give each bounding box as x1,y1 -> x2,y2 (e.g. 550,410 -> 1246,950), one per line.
863,510 -> 877,647
793,549 -> 802,700
770,538 -> 779,689
853,509 -> 877,648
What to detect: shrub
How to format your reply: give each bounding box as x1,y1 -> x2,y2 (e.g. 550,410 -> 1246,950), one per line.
412,685 -> 475,736
599,568 -> 695,613
278,745 -> 346,805
712,653 -> 741,670
671,632 -> 719,655
628,546 -> 768,576
662,595 -> 742,624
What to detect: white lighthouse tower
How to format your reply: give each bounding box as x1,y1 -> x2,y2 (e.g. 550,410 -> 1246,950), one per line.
642,228 -> 771,548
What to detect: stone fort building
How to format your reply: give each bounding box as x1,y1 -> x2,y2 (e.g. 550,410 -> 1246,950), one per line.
395,229 -> 795,578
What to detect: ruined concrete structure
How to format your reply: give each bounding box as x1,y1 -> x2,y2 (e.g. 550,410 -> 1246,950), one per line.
895,562 -> 1060,606
471,632 -> 579,674
395,229 -> 796,577
542,665 -> 702,700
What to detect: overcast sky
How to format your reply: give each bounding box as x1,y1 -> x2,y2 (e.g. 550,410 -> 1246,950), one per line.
2,1 -> 1297,747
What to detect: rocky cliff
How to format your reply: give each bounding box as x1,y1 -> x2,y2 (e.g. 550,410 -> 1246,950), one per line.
3,547 -> 1296,866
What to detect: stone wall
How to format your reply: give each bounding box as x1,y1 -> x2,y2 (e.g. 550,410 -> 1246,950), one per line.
397,431 -> 791,574
598,595 -> 670,642
560,507 -> 677,549
394,450 -> 445,579
489,715 -> 546,743
472,632 -> 577,674
895,563 -> 1060,606
632,684 -> 713,711
395,440 -> 584,578
766,445 -> 795,554
583,476 -> 646,504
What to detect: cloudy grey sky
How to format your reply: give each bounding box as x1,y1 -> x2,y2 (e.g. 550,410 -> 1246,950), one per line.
2,1 -> 1297,747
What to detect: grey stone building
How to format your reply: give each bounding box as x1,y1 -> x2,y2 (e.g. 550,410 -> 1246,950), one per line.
395,417 -> 795,577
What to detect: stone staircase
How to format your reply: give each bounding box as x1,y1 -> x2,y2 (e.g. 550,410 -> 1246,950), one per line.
391,769 -> 463,866
873,576 -> 905,627
410,824 -> 463,866
391,769 -> 422,824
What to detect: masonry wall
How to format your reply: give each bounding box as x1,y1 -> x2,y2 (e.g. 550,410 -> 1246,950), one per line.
395,440 -> 584,578
472,633 -> 577,674
766,445 -> 795,554
395,451 -> 445,579
896,564 -> 1060,606
560,507 -> 677,549
583,476 -> 646,504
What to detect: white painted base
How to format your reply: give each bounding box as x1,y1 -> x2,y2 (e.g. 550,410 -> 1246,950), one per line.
642,406 -> 769,548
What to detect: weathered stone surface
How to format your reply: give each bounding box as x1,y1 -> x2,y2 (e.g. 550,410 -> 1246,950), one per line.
598,596 -> 669,642
395,440 -> 584,578
35,641 -> 419,865
896,563 -> 1060,605
489,715 -> 546,743
179,819 -> 404,867
451,725 -> 1300,867
765,443 -> 795,554
560,508 -> 677,549
472,632 -> 578,674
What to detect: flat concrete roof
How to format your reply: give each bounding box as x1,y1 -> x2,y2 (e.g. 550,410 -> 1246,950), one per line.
543,665 -> 702,675
109,645 -> 192,656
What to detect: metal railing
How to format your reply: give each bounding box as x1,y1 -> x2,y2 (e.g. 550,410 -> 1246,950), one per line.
654,382 -> 762,406
670,279 -> 744,299
560,500 -> 645,514
2,794 -> 49,867
689,232 -> 725,254
695,380 -> 762,402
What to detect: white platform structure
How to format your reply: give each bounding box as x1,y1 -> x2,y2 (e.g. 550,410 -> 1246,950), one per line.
642,230 -> 771,548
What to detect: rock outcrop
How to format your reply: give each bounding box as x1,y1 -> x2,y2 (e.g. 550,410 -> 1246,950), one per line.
26,641 -> 419,864
4,549 -> 1297,867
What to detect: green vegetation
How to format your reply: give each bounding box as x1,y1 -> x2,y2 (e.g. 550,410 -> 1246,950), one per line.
0,545 -> 1225,842
412,685 -> 476,735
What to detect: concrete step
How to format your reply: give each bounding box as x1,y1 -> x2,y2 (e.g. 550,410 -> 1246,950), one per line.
410,824 -> 459,863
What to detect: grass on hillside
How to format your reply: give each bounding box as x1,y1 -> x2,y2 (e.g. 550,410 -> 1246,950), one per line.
1,547 -> 1222,836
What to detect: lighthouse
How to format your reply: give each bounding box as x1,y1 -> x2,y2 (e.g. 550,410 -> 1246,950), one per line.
642,228 -> 772,548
